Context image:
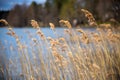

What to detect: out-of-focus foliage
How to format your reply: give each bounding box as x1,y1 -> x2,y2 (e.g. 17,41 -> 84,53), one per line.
0,0 -> 120,27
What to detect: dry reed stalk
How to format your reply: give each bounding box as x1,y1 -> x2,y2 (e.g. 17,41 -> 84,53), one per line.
64,29 -> 72,36
59,20 -> 72,28
81,33 -> 89,44
3,20 -> 34,79
92,33 -> 101,43
92,63 -> 100,71
49,22 -> 55,30
76,29 -> 85,33
99,23 -> 111,28
32,38 -> 37,43
58,38 -> 66,43
0,19 -> 9,25
107,29 -> 120,42
30,20 -> 46,40
30,20 -> 39,29
77,28 -> 89,44
81,9 -> 98,26
36,29 -> 45,40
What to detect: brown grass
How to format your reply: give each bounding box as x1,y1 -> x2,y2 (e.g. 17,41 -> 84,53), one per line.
0,9 -> 120,80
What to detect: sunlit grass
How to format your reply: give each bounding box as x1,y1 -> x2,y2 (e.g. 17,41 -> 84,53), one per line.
0,9 -> 120,80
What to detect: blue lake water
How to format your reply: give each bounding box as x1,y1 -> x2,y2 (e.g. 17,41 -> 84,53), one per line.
0,27 -> 96,64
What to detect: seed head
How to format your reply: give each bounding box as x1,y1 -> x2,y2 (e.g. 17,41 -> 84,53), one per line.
81,9 -> 98,26
36,29 -> 45,39
76,29 -> 84,33
31,20 -> 39,29
49,22 -> 55,30
32,38 -> 37,43
0,19 -> 9,25
59,20 -> 72,28
59,38 -> 65,42
99,23 -> 111,28
92,63 -> 100,70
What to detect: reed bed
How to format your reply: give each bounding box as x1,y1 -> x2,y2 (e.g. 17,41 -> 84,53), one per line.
0,9 -> 120,80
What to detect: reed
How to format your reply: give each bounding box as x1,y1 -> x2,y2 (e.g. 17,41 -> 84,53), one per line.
0,9 -> 120,80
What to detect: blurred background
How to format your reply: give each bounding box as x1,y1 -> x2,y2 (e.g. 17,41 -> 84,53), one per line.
0,0 -> 120,27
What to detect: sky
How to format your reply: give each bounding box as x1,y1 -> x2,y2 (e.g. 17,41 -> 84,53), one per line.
0,0 -> 46,10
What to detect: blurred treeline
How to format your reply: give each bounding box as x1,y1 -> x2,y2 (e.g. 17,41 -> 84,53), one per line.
0,0 -> 120,27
